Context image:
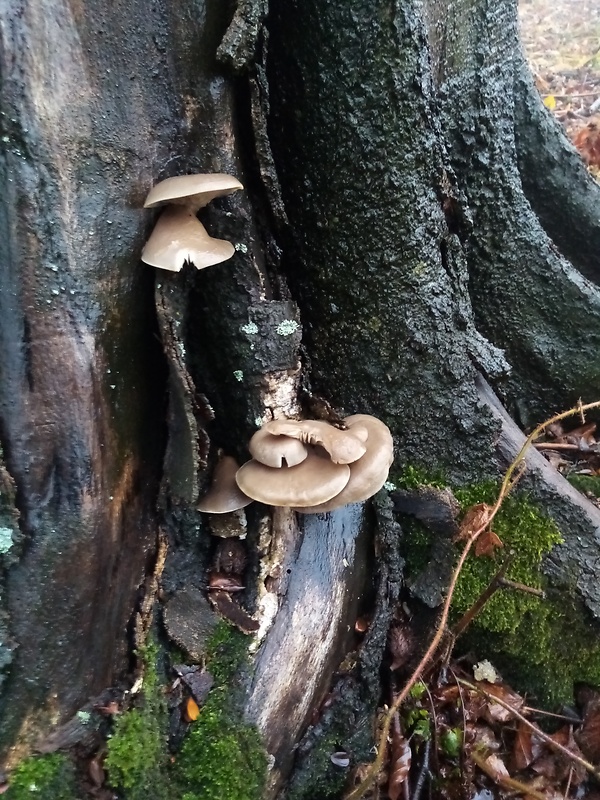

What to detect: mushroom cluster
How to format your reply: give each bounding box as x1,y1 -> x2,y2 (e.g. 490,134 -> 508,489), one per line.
141,173 -> 243,272
198,415 -> 393,514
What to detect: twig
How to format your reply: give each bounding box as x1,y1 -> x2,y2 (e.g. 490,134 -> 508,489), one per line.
533,442 -> 593,451
470,750 -> 547,800
458,678 -> 600,783
411,738 -> 430,800
497,577 -> 545,598
343,399 -> 600,800
452,553 -> 514,638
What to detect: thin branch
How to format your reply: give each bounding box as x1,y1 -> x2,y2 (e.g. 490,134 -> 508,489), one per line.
470,750 -> 547,800
497,577 -> 545,598
452,553 -> 514,638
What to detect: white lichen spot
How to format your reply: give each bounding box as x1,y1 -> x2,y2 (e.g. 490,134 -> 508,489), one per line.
77,710 -> 91,724
473,659 -> 500,683
384,481 -> 396,491
234,242 -> 248,253
241,322 -> 259,335
29,783 -> 39,792
254,417 -> 263,428
0,527 -> 13,554
276,319 -> 299,336
233,370 -> 244,382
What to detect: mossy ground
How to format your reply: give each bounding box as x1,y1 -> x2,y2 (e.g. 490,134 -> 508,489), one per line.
397,471 -> 600,706
103,626 -> 266,800
5,754 -> 77,800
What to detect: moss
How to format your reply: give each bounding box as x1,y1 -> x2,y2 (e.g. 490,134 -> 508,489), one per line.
285,730 -> 347,800
105,640 -> 171,800
6,754 -> 77,800
401,475 -> 600,705
567,473 -> 600,498
172,622 -> 267,800
451,482 -> 562,635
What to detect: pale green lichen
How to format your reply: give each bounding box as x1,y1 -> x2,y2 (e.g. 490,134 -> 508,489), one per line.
233,370 -> 244,382
240,322 -> 258,335
276,319 -> 299,336
234,242 -> 248,253
0,527 -> 13,554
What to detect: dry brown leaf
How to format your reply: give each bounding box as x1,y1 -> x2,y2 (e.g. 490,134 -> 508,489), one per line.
477,682 -> 524,724
387,733 -> 411,800
483,753 -> 510,781
474,529 -> 504,557
454,503 -> 493,543
513,721 -> 544,771
573,120 -> 600,167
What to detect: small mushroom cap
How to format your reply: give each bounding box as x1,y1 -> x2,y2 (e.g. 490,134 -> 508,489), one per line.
248,422 -> 309,468
267,419 -> 368,464
295,415 -> 393,513
235,451 -> 350,507
142,207 -> 235,272
144,173 -> 243,210
197,456 -> 253,514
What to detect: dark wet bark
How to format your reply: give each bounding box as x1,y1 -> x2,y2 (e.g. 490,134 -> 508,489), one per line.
514,60 -> 600,284
2,0 -> 600,795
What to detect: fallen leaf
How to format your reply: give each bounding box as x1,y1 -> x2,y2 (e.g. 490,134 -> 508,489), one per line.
454,503 -> 493,543
483,753 -> 510,781
208,590 -> 259,634
183,697 -> 200,722
474,529 -> 504,557
387,733 -> 411,800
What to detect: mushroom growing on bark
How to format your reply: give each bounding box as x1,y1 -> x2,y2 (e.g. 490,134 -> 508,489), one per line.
235,414 -> 393,512
196,455 -> 252,514
294,415 -> 394,513
141,173 -> 243,272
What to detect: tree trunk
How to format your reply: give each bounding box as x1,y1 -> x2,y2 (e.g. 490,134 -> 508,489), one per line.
1,0 -> 600,797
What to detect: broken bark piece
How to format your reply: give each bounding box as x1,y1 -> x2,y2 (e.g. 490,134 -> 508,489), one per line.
173,665 -> 214,705
208,590 -> 259,634
163,587 -> 219,661
392,485 -> 460,535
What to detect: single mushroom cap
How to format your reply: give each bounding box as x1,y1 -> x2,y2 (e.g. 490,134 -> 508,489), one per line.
235,450 -> 350,507
141,207 -> 235,272
267,418 -> 368,464
248,421 -> 309,468
197,455 -> 253,514
295,415 -> 393,513
144,173 -> 243,210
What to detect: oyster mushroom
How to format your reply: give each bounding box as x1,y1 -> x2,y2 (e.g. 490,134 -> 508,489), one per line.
197,455 -> 252,514
248,421 -> 309,468
235,450 -> 350,508
266,418 -> 368,464
294,415 -> 393,513
142,173 -> 243,272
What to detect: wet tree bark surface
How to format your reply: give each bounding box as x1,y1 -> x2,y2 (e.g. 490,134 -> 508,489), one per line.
2,0 -> 600,795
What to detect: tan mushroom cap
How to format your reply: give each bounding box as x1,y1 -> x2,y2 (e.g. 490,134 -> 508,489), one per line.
267,418 -> 368,464
197,456 -> 253,514
295,415 -> 393,513
144,173 -> 243,210
235,451 -> 350,507
248,422 -> 309,468
141,207 -> 235,272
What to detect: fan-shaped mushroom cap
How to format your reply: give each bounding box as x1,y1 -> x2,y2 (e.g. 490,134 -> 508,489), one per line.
267,419 -> 368,464
248,422 -> 309,468
141,207 -> 235,272
235,451 -> 350,507
144,173 -> 243,210
295,415 -> 393,513
197,456 -> 253,514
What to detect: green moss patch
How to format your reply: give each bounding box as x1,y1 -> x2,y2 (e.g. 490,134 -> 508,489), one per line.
400,474 -> 600,705
173,622 -> 267,800
105,640 -> 171,800
6,754 -> 77,800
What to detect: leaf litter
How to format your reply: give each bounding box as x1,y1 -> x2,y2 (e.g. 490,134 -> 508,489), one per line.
520,0 -> 600,169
